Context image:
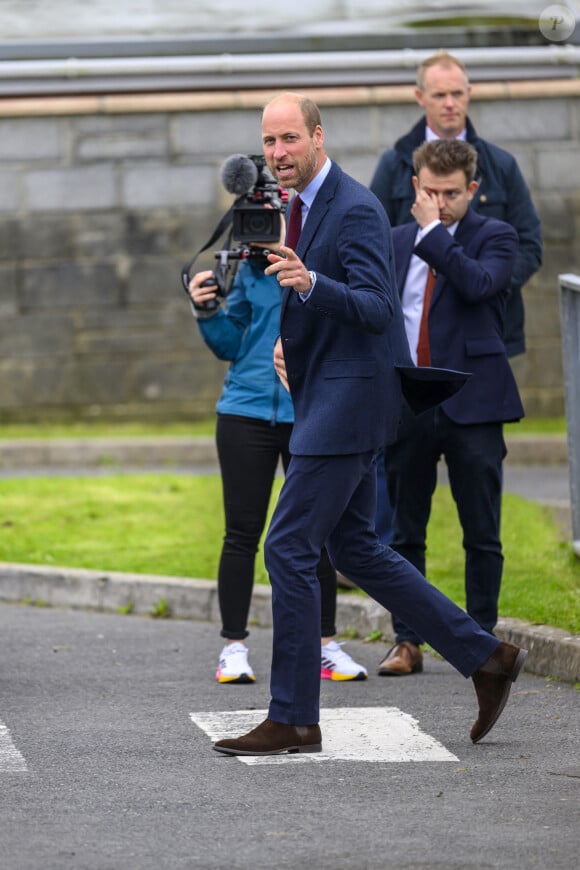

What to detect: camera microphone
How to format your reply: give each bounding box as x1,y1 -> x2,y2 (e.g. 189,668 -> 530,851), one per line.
220,153 -> 259,196
181,153 -> 283,301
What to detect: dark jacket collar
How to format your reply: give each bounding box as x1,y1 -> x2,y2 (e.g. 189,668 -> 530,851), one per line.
454,204 -> 486,245
394,116 -> 480,166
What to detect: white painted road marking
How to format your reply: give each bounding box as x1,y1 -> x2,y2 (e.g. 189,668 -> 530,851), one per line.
0,719 -> 27,772
190,707 -> 459,765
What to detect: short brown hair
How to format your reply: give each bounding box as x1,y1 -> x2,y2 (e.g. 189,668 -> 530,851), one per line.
298,96 -> 322,136
412,139 -> 478,185
416,51 -> 468,90
263,92 -> 322,136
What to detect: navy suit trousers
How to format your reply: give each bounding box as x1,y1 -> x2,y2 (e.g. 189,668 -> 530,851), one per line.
385,407 -> 506,643
264,450 -> 498,725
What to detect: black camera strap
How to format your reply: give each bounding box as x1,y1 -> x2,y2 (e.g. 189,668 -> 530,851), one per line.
180,199 -> 243,294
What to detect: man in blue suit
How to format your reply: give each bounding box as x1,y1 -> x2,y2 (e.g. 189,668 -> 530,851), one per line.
214,93 -> 527,757
377,139 -> 524,679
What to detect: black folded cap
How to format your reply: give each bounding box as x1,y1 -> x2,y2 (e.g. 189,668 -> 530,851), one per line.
396,365 -> 471,415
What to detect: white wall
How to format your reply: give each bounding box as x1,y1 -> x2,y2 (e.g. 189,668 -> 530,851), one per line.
0,0 -> 550,40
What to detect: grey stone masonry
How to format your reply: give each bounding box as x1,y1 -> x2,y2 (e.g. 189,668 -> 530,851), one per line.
0,80 -> 578,422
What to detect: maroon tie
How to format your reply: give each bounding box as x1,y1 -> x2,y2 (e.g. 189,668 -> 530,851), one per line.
416,267 -> 436,366
286,195 -> 303,249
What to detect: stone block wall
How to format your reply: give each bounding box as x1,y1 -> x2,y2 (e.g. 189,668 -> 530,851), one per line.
0,81 -> 578,422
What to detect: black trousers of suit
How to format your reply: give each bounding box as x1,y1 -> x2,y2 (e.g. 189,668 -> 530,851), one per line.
385,407 -> 506,643
215,413 -> 337,640
264,449 -> 498,725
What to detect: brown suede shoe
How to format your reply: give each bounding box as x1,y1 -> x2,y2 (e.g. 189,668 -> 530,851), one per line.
377,642 -> 423,676
213,718 -> 322,756
471,641 -> 528,744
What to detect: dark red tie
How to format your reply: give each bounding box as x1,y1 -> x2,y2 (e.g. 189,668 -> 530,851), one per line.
416,267 -> 436,366
286,195 -> 303,249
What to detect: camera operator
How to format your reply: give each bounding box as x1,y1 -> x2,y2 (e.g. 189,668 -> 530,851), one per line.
187,219 -> 368,685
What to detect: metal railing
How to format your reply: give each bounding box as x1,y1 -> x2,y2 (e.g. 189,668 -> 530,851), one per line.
0,43 -> 579,96
559,273 -> 580,557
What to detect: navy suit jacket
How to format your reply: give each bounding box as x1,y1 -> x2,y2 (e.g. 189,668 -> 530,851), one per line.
280,162 -> 465,455
392,209 -> 524,424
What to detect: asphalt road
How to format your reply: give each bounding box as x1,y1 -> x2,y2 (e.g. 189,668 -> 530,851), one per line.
1,604 -> 578,870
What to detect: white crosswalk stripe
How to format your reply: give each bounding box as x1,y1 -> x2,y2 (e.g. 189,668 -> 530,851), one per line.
191,707 -> 459,766
0,719 -> 27,772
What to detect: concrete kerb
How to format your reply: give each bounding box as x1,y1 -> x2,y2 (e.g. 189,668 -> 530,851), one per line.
0,433 -> 569,469
0,436 -> 219,470
0,561 -> 578,684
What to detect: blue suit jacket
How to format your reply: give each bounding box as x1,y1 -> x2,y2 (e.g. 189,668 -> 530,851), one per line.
280,162 -> 464,456
281,162 -> 410,455
392,209 -> 524,425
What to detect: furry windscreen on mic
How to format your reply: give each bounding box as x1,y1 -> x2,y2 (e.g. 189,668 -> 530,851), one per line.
220,154 -> 259,196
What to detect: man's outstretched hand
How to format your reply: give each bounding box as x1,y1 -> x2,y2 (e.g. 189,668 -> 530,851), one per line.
265,246 -> 313,294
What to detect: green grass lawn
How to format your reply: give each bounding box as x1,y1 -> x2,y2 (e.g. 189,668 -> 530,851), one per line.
0,420 -> 218,439
0,416 -> 567,439
0,473 -> 577,634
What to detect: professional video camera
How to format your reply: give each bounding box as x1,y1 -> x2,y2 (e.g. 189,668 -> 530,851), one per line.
181,153 -> 288,312
230,153 -> 286,243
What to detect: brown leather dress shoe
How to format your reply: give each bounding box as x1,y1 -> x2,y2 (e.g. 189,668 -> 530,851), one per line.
376,641 -> 423,676
470,640 -> 528,743
213,718 -> 322,756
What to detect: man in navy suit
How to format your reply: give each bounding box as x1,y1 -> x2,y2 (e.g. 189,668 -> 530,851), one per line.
214,93 -> 527,757
377,139 -> 524,679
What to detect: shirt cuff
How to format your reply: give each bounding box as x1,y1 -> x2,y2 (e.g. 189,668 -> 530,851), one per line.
415,219 -> 441,243
299,271 -> 317,302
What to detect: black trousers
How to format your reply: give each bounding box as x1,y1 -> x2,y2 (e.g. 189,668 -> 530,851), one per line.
216,413 -> 337,640
385,407 -> 506,642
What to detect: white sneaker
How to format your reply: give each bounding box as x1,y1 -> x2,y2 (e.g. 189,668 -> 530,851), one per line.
216,642 -> 256,684
321,640 -> 368,681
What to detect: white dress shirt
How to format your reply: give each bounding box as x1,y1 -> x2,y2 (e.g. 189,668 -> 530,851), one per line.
401,220 -> 458,365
